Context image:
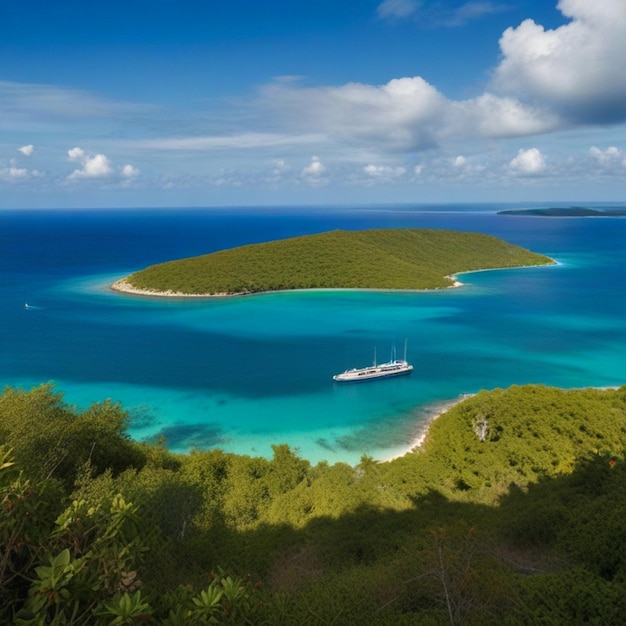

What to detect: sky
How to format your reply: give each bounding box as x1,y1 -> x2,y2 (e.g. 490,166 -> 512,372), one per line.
1,0 -> 625,208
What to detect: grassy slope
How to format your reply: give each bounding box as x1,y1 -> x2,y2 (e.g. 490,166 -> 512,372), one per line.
123,228 -> 553,295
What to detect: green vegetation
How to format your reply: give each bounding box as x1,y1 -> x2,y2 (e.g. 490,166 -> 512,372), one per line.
3,382 -> 626,624
120,229 -> 553,295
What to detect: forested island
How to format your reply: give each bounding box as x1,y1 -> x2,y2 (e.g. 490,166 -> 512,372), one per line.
499,206 -> 626,217
112,229 -> 553,297
3,382 -> 626,624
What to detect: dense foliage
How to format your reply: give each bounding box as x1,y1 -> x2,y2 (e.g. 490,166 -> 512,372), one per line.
3,382 -> 626,624
121,229 -> 553,295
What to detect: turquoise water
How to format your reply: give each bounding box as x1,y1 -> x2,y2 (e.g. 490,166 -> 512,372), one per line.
2,204 -> 626,464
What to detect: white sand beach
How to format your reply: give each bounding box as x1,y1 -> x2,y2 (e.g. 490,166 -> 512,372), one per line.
385,393 -> 475,462
110,278 -> 239,298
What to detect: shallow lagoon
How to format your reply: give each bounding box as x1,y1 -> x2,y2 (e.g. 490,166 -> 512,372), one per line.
2,203 -> 626,464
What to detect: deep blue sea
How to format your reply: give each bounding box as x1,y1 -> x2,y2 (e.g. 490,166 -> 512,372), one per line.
2,203 -> 626,464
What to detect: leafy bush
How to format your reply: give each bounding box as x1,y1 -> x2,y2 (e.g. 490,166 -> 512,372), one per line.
4,383 -> 626,624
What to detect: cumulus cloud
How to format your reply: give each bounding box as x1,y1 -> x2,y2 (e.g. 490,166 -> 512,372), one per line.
119,1 -> 625,175
447,155 -> 486,178
493,0 -> 626,124
68,147 -> 113,180
7,1 -> 624,198
363,164 -> 406,180
255,1 -> 626,159
302,156 -> 326,177
0,166 -> 29,181
448,93 -> 558,138
259,73 -> 562,159
262,77 -> 448,152
590,146 -> 623,164
509,148 -> 546,175
121,164 -> 140,178
68,147 -> 86,162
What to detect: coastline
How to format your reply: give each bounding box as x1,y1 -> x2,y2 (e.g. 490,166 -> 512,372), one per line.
110,256 -> 556,300
384,393 -> 475,462
110,276 -> 468,299
110,278 -> 244,298
384,382 -> 616,464
110,259 -> 560,298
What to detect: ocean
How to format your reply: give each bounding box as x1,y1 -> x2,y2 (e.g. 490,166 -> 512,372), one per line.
2,203 -> 626,465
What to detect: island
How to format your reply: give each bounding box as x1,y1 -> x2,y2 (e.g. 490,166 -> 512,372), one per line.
111,228 -> 554,297
498,206 -> 626,217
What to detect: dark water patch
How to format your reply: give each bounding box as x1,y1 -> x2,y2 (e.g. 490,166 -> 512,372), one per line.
315,438 -> 339,453
128,405 -> 162,429
150,422 -> 228,450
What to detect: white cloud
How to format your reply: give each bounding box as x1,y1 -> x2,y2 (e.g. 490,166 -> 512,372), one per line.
271,158 -> 290,173
363,164 -> 406,180
493,0 -> 626,124
4,1 -> 626,202
509,148 -> 546,175
448,93 -> 558,138
130,132 -> 323,152
271,159 -> 290,178
253,1 -> 626,162
590,146 -> 623,164
0,81 -> 151,133
263,158 -> 292,185
67,147 -> 113,180
302,156 -> 326,177
440,2 -> 508,27
68,147 -> 86,162
260,74 -> 562,160
121,164 -> 140,178
80,154 -> 112,178
262,77 -> 448,152
447,155 -> 486,178
0,166 -> 29,181
377,0 -> 418,20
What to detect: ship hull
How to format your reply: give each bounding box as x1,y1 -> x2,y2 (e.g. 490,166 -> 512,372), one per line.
333,361 -> 413,383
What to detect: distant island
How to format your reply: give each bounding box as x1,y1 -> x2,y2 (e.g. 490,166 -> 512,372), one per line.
498,206 -> 626,217
112,228 -> 554,297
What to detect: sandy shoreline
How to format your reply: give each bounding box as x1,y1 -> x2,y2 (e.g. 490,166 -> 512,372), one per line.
110,279 -> 243,298
384,393 -> 475,462
110,277 -> 466,299
385,382 -> 617,463
110,260 -> 554,300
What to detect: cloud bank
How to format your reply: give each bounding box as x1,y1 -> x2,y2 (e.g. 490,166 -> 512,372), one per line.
493,0 -> 626,124
1,0 -> 625,201
258,0 -> 626,158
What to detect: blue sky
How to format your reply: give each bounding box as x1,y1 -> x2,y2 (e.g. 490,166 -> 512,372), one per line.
1,0 -> 625,208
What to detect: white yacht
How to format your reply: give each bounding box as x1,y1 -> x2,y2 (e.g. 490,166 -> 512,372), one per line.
333,343 -> 413,382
